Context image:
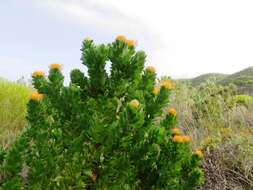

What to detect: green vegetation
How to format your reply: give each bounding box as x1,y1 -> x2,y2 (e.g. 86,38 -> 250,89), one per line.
220,66 -> 253,86
189,73 -> 227,86
220,67 -> 253,95
0,37 -> 203,189
186,66 -> 253,96
173,81 -> 253,189
0,80 -> 30,149
234,94 -> 253,108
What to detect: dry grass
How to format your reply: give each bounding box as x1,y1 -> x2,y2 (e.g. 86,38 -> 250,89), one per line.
173,82 -> 253,189
0,80 -> 30,149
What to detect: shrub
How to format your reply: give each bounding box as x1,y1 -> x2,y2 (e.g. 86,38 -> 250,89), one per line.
200,125 -> 253,190
190,81 -> 236,120
0,36 -> 203,189
173,81 -> 253,189
234,94 -> 253,108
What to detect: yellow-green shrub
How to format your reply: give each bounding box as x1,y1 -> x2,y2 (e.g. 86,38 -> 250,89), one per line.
0,80 -> 30,148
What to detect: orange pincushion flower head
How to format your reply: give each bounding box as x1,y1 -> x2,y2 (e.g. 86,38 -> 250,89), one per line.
129,99 -> 140,109
194,150 -> 204,158
115,35 -> 136,47
171,128 -> 181,135
152,86 -> 160,95
126,39 -> 136,47
167,108 -> 177,116
49,63 -> 62,70
145,66 -> 156,73
160,79 -> 175,90
116,35 -> 127,42
32,70 -> 45,78
182,135 -> 191,143
30,92 -> 44,101
172,135 -> 184,143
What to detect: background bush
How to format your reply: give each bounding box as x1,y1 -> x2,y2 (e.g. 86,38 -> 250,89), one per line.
173,80 -> 253,189
0,80 -> 30,149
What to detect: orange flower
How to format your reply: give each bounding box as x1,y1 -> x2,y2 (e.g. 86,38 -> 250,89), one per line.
115,35 -> 136,47
172,135 -> 184,143
146,66 -> 156,73
160,79 -> 175,90
171,128 -> 181,135
167,108 -> 177,116
49,63 -> 61,70
30,92 -> 43,101
116,35 -> 127,42
32,70 -> 45,77
152,86 -> 160,95
182,135 -> 191,143
129,99 -> 140,109
194,150 -> 203,158
126,39 -> 136,47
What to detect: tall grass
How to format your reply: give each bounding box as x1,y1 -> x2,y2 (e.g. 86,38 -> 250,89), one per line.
173,81 -> 253,189
0,80 -> 30,149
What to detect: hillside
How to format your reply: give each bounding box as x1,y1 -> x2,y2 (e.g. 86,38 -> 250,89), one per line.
219,67 -> 253,95
190,73 -> 227,86
183,67 -> 253,95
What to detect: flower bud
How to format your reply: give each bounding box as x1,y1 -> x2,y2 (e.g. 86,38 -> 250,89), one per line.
194,150 -> 203,158
30,92 -> 44,101
171,128 -> 181,135
167,108 -> 177,116
49,63 -> 62,70
129,99 -> 140,109
182,135 -> 191,143
152,87 -> 160,95
126,39 -> 136,47
116,35 -> 127,42
160,80 -> 175,90
172,135 -> 184,143
32,70 -> 45,78
145,66 -> 156,73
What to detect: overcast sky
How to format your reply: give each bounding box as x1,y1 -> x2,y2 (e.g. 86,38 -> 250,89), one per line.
1,0 -> 253,82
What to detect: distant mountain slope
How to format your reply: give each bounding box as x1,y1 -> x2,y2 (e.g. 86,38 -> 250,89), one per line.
219,67 -> 253,95
219,67 -> 253,86
180,67 -> 253,96
190,73 -> 227,86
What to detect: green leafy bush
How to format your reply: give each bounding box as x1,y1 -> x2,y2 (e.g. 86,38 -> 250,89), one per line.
190,80 -> 236,120
0,36 -> 203,189
234,94 -> 253,108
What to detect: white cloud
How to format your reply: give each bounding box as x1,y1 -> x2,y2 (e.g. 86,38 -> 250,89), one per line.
28,0 -> 253,78
103,0 -> 253,78
39,0 -> 155,41
35,0 -> 163,59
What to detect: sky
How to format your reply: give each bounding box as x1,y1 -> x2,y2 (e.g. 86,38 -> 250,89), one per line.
1,0 -> 253,83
